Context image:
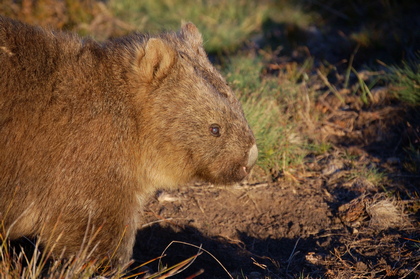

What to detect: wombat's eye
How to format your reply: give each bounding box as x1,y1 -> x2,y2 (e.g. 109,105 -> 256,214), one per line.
209,124 -> 221,137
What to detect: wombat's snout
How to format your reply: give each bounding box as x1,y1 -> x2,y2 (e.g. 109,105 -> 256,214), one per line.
244,144 -> 258,174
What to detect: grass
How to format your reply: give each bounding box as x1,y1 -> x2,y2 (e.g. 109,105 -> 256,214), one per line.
0,237 -> 103,279
0,235 -> 204,279
222,53 -> 325,177
385,57 -> 420,173
347,165 -> 387,192
387,58 -> 420,105
0,224 -> 132,279
108,0 -> 269,53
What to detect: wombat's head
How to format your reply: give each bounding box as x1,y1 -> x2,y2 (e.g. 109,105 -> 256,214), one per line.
131,23 -> 257,187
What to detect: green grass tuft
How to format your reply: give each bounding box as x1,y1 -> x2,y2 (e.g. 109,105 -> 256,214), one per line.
387,59 -> 420,105
223,54 -> 321,176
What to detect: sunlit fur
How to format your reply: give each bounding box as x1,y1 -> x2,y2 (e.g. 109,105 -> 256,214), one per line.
0,16 -> 257,266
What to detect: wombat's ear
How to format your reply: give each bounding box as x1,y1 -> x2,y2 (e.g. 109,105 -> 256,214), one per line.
135,38 -> 177,82
180,22 -> 203,49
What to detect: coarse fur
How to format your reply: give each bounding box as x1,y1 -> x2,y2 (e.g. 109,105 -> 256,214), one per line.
0,16 -> 257,266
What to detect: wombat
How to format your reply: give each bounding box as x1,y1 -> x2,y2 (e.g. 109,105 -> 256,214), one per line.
0,16 -> 257,266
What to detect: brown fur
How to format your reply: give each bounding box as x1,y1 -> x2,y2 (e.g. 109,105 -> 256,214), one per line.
0,16 -> 257,265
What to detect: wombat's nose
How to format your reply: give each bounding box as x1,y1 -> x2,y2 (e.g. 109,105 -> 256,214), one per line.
247,144 -> 258,168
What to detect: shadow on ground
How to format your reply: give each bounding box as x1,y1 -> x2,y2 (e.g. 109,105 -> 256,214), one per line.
133,222 -> 418,278
133,224 -> 328,278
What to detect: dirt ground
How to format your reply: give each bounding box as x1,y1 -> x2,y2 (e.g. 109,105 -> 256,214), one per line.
133,98 -> 419,279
